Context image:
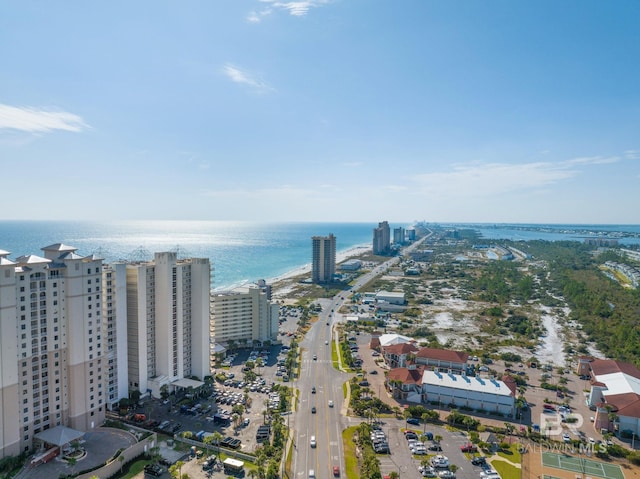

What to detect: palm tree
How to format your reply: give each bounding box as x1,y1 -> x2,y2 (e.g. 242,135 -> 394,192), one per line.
67,457 -> 78,476
208,431 -> 224,459
169,460 -> 185,479
118,455 -> 125,473
422,412 -> 430,432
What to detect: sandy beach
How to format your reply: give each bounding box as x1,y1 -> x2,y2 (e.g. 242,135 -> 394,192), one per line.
268,244 -> 371,297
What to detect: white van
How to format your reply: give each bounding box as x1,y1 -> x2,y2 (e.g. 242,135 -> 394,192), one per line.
308,469 -> 315,479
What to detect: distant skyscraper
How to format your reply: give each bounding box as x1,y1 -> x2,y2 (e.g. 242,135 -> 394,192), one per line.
393,227 -> 405,245
373,221 -> 391,255
312,234 -> 336,283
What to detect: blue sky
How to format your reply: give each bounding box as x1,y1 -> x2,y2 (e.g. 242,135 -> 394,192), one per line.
1,1 -> 639,224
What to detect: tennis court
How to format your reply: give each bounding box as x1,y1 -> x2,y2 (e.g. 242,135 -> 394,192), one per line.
542,452 -> 625,479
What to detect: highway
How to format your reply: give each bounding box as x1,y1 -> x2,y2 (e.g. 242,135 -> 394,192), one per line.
291,231 -> 431,479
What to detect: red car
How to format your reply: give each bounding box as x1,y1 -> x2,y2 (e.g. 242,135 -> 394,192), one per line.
460,443 -> 478,453
333,465 -> 340,476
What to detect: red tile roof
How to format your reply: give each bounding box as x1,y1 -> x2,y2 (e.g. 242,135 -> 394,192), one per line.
386,367 -> 424,384
415,348 -> 469,363
500,375 -> 518,396
383,343 -> 419,355
590,359 -> 640,379
606,392 -> 640,417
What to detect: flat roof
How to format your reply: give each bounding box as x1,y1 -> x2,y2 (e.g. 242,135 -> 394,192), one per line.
223,458 -> 244,467
422,371 -> 514,397
376,291 -> 405,297
172,378 -> 204,389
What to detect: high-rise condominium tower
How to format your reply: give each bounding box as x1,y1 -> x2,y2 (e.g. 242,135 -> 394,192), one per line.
0,244 -> 106,457
123,252 -> 211,398
373,221 -> 391,255
312,234 -> 336,284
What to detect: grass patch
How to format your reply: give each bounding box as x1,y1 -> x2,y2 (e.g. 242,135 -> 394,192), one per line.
343,381 -> 348,399
110,457 -> 153,479
490,459 -> 520,479
285,439 -> 294,478
342,426 -> 359,479
332,340 -> 340,368
497,443 -> 522,463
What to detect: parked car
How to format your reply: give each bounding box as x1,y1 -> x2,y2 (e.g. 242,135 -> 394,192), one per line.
406,417 -> 420,426
144,464 -> 163,477
460,443 -> 478,453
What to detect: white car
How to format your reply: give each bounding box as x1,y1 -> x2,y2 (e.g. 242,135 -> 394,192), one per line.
328,400 -> 334,407
563,433 -> 571,443
419,466 -> 437,478
310,435 -> 317,448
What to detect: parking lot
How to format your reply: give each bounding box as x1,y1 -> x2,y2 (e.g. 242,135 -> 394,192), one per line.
372,416 -> 498,479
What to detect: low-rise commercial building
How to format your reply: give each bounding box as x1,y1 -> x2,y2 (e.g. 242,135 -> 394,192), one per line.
375,290 -> 405,305
414,348 -> 469,372
584,358 -> 640,436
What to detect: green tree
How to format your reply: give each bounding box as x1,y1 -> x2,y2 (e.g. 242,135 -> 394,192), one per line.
129,389 -> 141,404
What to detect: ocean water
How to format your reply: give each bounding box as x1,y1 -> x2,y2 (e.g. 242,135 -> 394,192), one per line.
3,221 -> 638,290
447,223 -> 640,246
0,221 -> 387,289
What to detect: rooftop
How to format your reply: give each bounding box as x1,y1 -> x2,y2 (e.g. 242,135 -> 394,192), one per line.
422,370 -> 515,397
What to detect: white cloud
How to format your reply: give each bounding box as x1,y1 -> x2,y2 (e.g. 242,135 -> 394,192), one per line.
258,0 -> 330,17
564,155 -> 619,166
0,104 -> 88,133
247,8 -> 272,23
410,161 -> 577,198
624,149 -> 640,160
408,152 -> 633,201
203,185 -> 314,200
222,64 -> 273,92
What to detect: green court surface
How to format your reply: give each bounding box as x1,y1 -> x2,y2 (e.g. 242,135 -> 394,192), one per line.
542,452 -> 624,479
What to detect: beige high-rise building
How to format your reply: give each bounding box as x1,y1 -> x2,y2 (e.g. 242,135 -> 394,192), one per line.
312,234 -> 336,284
123,252 -> 211,398
0,244 -> 106,458
373,221 -> 391,255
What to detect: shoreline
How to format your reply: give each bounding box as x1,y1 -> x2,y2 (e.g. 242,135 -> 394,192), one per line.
268,244 -> 371,297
